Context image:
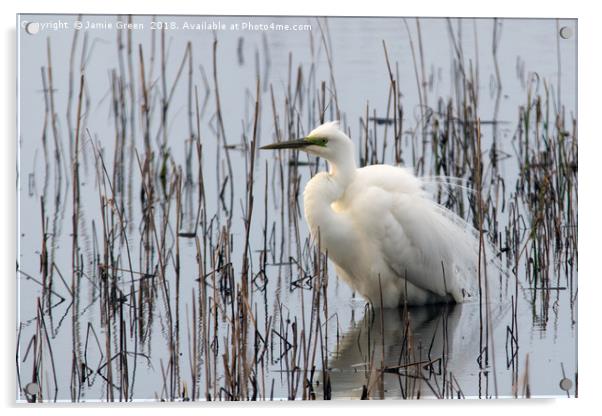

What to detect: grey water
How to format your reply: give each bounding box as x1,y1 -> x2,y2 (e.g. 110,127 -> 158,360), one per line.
17,15 -> 577,401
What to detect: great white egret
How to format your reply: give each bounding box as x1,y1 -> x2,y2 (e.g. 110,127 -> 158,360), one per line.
261,121 -> 483,307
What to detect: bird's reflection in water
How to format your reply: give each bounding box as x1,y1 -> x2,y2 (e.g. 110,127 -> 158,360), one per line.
323,302 -> 486,399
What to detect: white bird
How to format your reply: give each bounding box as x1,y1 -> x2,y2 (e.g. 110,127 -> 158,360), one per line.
261,121 -> 482,307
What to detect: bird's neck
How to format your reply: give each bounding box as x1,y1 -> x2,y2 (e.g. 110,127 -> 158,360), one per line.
303,172 -> 346,248
327,149 -> 357,190
304,160 -> 355,245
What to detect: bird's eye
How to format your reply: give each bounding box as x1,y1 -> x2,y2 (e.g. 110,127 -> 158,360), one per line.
308,137 -> 328,147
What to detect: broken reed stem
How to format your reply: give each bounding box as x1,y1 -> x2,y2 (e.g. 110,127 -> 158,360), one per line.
70,74 -> 85,401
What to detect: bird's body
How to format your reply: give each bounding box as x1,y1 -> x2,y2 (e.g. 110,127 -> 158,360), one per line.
303,163 -> 478,307
262,121 -> 481,307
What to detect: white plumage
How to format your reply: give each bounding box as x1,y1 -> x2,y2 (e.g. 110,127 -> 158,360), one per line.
262,121 -> 481,307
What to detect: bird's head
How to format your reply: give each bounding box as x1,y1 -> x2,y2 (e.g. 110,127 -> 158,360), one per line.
260,121 -> 353,163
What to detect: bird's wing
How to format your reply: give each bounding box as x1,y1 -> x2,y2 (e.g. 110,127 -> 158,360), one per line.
389,193 -> 480,301
346,166 -> 480,302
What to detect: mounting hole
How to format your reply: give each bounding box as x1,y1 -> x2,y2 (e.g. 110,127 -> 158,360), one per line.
25,382 -> 39,395
559,377 -> 573,391
25,22 -> 40,35
559,26 -> 573,40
